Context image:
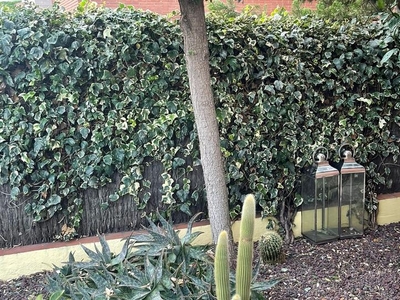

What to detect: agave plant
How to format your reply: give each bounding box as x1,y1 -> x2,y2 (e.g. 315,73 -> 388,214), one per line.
47,204 -> 279,299
47,212 -> 215,299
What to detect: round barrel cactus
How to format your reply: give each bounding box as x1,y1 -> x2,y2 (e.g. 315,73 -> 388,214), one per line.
258,230 -> 284,264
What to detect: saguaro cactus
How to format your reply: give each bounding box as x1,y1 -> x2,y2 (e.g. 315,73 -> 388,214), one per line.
215,230 -> 231,300
235,194 -> 255,300
214,194 -> 255,300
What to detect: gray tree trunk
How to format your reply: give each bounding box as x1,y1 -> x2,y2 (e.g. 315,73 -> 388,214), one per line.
178,0 -> 233,247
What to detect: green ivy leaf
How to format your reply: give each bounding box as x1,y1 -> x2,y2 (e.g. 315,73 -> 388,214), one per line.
103,155 -> 112,165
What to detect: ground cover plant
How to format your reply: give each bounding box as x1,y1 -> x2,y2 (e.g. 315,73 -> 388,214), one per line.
1,3 -> 400,246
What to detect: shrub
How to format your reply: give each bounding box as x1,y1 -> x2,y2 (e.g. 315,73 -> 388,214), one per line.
1,3 -> 400,242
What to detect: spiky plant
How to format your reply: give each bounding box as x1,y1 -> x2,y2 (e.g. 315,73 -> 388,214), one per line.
214,194 -> 279,300
258,216 -> 284,264
235,194 -> 255,300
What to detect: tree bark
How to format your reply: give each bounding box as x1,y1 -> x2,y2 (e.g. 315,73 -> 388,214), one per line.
178,0 -> 233,247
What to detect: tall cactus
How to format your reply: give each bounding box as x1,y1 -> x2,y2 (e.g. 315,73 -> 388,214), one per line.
214,194 -> 255,300
215,230 -> 231,300
235,194 -> 255,300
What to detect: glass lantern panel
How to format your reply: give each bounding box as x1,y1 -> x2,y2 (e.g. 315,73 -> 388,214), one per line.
301,173 -> 316,239
301,174 -> 339,244
315,176 -> 339,239
340,172 -> 365,238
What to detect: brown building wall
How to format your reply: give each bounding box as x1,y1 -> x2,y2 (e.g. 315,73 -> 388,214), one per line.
60,0 -> 79,11
58,0 -> 317,14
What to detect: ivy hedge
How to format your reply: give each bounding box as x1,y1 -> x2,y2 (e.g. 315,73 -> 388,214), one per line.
1,4 -> 399,238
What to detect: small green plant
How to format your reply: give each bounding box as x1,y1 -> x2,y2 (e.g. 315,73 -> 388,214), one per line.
0,0 -> 21,9
208,0 -> 239,18
258,216 -> 284,264
47,212 -> 215,299
214,194 -> 280,300
258,232 -> 284,264
32,291 -> 64,300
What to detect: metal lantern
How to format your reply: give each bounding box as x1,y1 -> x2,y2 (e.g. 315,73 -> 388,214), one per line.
301,147 -> 340,244
336,145 -> 366,239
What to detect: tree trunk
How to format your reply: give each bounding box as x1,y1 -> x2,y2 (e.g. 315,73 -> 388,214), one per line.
178,0 -> 233,248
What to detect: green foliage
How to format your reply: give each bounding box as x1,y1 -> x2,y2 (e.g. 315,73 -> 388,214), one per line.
208,0 -> 239,18
294,0 -> 391,20
33,291 -> 65,300
0,3 -> 191,230
1,4 -> 400,239
214,195 -> 279,300
47,210 -> 278,299
47,213 -> 216,299
0,0 -> 21,10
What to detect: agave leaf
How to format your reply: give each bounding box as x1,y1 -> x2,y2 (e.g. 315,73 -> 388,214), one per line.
117,274 -> 144,288
145,289 -> 163,300
81,244 -> 102,262
49,290 -> 64,300
180,230 -> 203,245
68,252 -> 76,263
87,270 -> 109,290
187,246 -> 212,262
133,232 -> 169,250
70,289 -> 83,300
127,264 -> 147,284
99,263 -> 114,282
155,212 -> 180,245
98,234 -> 112,264
110,238 -> 130,266
76,282 -> 93,298
160,289 -> 182,300
131,234 -> 155,243
72,261 -> 99,269
250,278 -> 281,291
153,252 -> 164,285
176,281 -> 191,296
129,290 -> 152,300
251,257 -> 261,280
160,272 -> 174,290
171,285 -> 187,300
93,243 -> 104,261
144,255 -> 156,283
187,274 -> 211,290
144,217 -> 166,237
186,212 -> 203,235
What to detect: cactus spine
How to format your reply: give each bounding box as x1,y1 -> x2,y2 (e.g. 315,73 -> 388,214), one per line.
214,194 -> 255,300
215,231 -> 231,300
235,194 -> 255,300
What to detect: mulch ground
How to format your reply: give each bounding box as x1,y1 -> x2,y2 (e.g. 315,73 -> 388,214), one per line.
1,222 -> 399,300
